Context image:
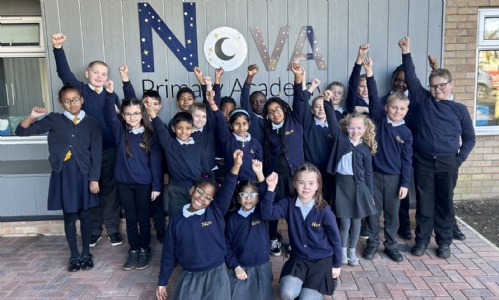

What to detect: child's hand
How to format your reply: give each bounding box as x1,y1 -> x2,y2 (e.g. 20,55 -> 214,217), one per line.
205,76 -> 212,92
363,57 -> 373,77
118,65 -> 129,82
332,267 -> 341,279
251,159 -> 263,174
233,149 -> 243,168
398,187 -> 408,200
290,63 -> 302,75
51,33 -> 66,49
215,67 -> 224,78
247,64 -> 259,77
151,191 -> 160,201
143,98 -> 157,118
266,172 -> 278,192
206,90 -> 218,111
105,80 -> 114,93
234,266 -> 248,280
301,67 -> 307,90
323,89 -> 333,101
156,286 -> 167,300
398,36 -> 410,54
30,106 -> 48,119
428,54 -> 438,71
356,43 -> 369,64
89,181 -> 99,194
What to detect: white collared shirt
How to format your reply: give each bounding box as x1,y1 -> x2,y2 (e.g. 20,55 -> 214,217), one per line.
238,206 -> 255,218
63,110 -> 85,124
314,118 -> 328,128
130,126 -> 145,134
272,121 -> 284,131
192,127 -> 204,133
182,204 -> 205,218
88,84 -> 103,94
295,198 -> 314,220
234,132 -> 251,144
387,117 -> 405,127
177,137 -> 195,145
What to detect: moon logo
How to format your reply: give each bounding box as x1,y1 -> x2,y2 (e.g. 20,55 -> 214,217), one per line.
204,27 -> 248,71
214,37 -> 235,61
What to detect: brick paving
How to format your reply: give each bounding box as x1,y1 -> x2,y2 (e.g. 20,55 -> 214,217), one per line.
1,218 -> 499,299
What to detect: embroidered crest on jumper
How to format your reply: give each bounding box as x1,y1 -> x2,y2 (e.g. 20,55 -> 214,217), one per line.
396,135 -> 405,144
285,129 -> 294,135
251,220 -> 261,226
201,221 -> 212,227
311,222 -> 321,227
139,142 -> 146,148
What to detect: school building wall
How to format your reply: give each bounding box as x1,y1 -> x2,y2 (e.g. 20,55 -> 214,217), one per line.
444,0 -> 499,200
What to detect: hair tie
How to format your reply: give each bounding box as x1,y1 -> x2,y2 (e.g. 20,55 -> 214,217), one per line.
229,109 -> 249,118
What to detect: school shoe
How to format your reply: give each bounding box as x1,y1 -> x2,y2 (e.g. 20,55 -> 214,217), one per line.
108,232 -> 123,246
136,248 -> 151,270
156,229 -> 166,243
411,243 -> 427,256
383,248 -> 404,262
80,256 -> 94,270
359,225 -> 369,239
347,248 -> 359,266
67,258 -> 81,272
270,239 -> 281,256
341,247 -> 348,265
89,235 -> 101,247
437,244 -> 451,258
123,249 -> 139,270
363,247 -> 378,260
453,224 -> 466,241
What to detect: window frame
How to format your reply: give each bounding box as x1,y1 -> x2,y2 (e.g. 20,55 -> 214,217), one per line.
475,9 -> 499,135
0,16 -> 45,58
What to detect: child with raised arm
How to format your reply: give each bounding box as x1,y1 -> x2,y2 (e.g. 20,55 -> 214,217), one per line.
240,64 -> 266,146
262,63 -> 306,256
326,81 -> 347,122
303,77 -> 335,205
225,160 -> 277,300
262,163 -> 341,299
398,36 -> 475,258
361,57 -> 413,263
346,44 -> 370,115
324,89 -> 377,266
145,98 -> 210,216
156,150 -> 244,300
205,89 -> 263,181
103,80 -> 162,270
16,85 -> 102,272
51,33 -> 123,247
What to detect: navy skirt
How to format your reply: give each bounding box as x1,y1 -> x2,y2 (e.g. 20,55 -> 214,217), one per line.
229,261 -> 273,300
335,173 -> 376,219
47,158 -> 100,213
280,255 -> 338,295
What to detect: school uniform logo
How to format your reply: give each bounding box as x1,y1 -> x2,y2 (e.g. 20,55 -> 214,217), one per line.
311,222 -> 321,227
251,220 -> 261,226
201,221 -> 212,227
395,135 -> 405,144
139,142 -> 146,148
285,129 -> 294,135
250,149 -> 255,154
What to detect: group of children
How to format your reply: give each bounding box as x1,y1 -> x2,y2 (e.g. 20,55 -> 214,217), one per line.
15,33 -> 475,299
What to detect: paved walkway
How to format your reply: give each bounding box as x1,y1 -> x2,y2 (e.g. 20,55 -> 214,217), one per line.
1,218 -> 499,299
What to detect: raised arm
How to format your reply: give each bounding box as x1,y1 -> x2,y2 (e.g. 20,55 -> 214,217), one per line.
363,57 -> 383,119
15,107 -> 52,136
323,90 -> 341,138
118,64 -> 137,100
51,33 -> 84,90
145,100 -> 173,150
240,64 -> 258,119
103,80 -> 124,141
346,44 -> 368,113
399,36 -> 427,104
213,150 -> 243,215
290,63 -> 305,124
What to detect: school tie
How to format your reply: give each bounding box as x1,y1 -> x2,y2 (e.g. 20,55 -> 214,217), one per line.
64,116 -> 80,161
94,87 -> 99,93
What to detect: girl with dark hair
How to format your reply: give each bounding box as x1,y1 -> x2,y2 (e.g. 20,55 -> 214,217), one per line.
103,80 -> 162,271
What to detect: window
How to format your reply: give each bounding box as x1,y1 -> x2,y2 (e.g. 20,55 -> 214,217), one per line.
0,17 -> 45,58
476,10 -> 499,133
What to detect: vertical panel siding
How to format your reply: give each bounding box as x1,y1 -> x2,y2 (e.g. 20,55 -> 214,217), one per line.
39,0 -> 443,121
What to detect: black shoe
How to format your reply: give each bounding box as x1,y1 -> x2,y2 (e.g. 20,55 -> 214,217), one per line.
398,229 -> 413,240
270,239 -> 281,256
89,235 -> 101,247
363,247 -> 378,260
437,244 -> 451,258
156,229 -> 166,243
384,248 -> 404,262
285,245 -> 292,258
359,226 -> 369,239
123,249 -> 139,270
67,258 -> 80,272
136,248 -> 151,270
453,225 -> 466,241
411,243 -> 427,256
108,232 -> 123,246
80,256 -> 94,270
